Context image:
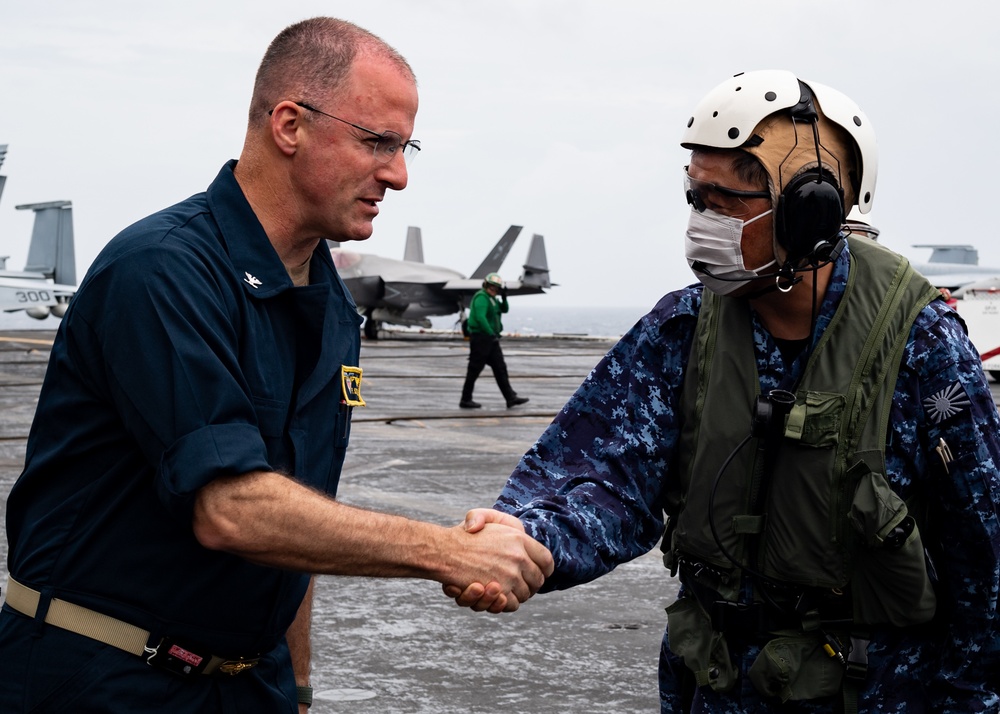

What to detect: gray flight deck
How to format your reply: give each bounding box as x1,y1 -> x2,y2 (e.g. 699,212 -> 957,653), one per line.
0,330 -> 671,714
8,330 -> 995,712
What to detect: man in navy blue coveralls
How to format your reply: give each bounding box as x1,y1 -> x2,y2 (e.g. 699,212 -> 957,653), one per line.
449,71 -> 1000,711
0,17 -> 552,713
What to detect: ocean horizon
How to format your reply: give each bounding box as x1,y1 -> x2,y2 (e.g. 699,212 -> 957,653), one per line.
431,304 -> 648,338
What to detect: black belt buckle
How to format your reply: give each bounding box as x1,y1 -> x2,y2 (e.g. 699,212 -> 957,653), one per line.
144,637 -> 260,676
145,636 -> 212,676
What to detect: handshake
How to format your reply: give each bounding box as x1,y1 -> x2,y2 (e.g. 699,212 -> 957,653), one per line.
440,508 -> 553,614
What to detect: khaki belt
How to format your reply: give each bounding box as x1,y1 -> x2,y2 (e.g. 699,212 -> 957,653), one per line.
3,577 -> 259,675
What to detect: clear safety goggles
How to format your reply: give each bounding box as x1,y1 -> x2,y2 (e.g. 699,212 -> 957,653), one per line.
684,167 -> 771,218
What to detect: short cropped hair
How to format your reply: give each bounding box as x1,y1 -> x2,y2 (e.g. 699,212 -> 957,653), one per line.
247,17 -> 415,124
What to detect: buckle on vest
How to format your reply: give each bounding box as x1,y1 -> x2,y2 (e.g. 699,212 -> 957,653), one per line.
845,635 -> 870,680
710,601 -> 766,635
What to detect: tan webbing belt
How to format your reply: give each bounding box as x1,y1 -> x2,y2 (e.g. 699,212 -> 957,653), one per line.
3,577 -> 256,675
4,577 -> 149,656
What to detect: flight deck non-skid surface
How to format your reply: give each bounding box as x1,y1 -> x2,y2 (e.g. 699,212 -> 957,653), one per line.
0,331 -> 671,714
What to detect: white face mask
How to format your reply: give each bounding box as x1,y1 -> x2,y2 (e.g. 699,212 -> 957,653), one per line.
684,206 -> 775,295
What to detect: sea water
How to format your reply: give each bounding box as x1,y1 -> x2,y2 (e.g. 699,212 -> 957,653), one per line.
432,304 -> 649,339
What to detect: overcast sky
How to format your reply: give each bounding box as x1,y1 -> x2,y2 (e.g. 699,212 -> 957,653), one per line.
1,0 -> 995,309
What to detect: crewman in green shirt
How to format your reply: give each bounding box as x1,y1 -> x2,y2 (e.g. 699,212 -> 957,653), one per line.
460,272 -> 529,409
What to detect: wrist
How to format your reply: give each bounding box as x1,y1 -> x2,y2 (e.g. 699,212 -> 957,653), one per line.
296,685 -> 313,708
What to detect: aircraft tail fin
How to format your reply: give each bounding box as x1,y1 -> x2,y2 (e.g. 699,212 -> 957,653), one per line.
0,156 -> 7,209
913,244 -> 979,265
520,233 -> 551,289
470,225 -> 522,279
0,144 -> 7,207
17,201 -> 77,286
404,226 -> 424,263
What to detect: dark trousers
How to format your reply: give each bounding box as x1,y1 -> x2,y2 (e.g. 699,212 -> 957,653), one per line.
462,334 -> 515,402
0,607 -> 297,713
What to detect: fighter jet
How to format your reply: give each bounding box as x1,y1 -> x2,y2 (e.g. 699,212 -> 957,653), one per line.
909,244 -> 1000,296
0,145 -> 77,319
331,224 -> 553,338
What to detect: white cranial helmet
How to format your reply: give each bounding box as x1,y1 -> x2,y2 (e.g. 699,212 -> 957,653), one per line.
681,70 -> 878,214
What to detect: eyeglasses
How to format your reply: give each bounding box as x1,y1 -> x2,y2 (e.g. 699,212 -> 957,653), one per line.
684,166 -> 770,217
280,101 -> 421,163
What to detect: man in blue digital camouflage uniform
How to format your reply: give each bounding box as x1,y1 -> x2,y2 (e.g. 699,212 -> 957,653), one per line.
0,17 -> 552,713
452,71 -> 1000,711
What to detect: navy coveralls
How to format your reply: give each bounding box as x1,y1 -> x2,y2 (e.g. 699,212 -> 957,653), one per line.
0,162 -> 362,712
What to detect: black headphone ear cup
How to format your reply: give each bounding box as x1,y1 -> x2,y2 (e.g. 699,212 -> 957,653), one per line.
776,173 -> 844,262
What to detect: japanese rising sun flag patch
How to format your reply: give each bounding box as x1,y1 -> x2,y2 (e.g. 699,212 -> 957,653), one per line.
922,381 -> 970,424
